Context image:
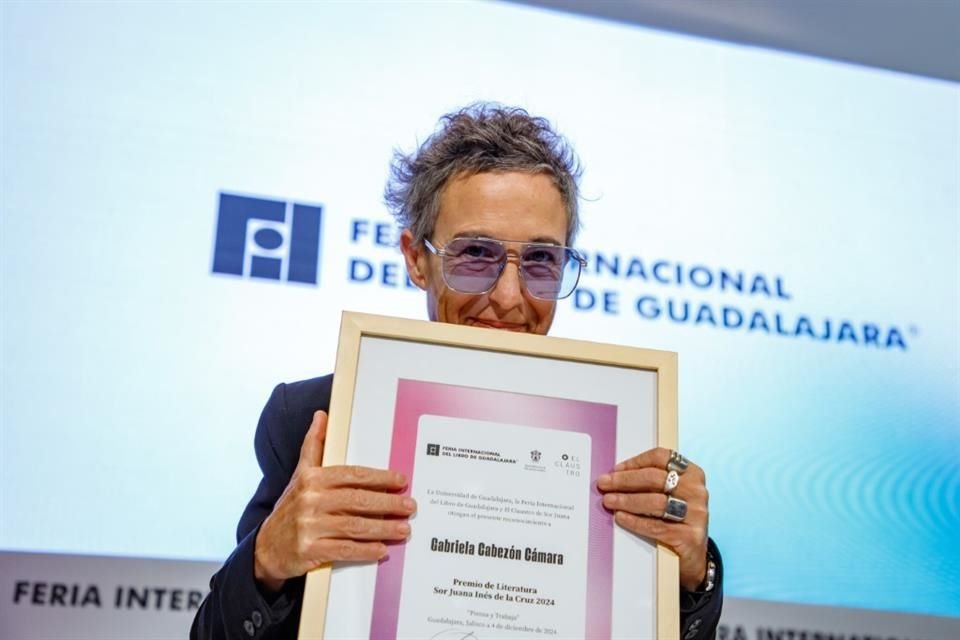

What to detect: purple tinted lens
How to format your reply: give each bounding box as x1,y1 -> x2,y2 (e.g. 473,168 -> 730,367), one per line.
523,246 -> 567,299
442,238 -> 505,293
525,275 -> 562,299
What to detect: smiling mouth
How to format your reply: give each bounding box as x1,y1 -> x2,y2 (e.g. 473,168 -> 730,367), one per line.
470,319 -> 528,332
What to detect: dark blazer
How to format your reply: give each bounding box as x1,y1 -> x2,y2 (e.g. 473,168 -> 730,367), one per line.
192,375 -> 723,640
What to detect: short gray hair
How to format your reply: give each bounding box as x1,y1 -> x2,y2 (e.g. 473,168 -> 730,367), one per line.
385,103 -> 582,246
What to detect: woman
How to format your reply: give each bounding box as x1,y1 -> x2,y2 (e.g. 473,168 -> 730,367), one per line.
193,103 -> 722,640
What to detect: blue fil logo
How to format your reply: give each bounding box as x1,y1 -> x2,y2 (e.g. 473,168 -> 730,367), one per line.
212,192 -> 322,284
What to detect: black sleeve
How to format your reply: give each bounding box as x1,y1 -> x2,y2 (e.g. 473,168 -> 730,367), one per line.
679,538 -> 724,640
191,377 -> 331,640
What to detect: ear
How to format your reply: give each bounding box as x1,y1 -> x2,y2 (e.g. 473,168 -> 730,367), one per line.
400,229 -> 429,290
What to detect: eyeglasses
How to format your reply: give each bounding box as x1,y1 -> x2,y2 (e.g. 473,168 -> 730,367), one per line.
423,236 -> 586,300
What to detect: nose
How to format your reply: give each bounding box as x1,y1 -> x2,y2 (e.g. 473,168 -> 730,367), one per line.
488,258 -> 525,311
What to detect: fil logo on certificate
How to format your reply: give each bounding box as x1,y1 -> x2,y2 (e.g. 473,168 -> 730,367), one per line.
395,416 -> 592,638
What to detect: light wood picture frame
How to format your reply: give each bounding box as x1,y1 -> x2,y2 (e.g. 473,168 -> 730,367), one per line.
298,311 -> 679,640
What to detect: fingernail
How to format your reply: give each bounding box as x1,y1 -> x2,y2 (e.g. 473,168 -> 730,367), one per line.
398,522 -> 411,535
597,474 -> 611,486
396,473 -> 408,486
379,545 -> 389,559
403,498 -> 416,511
602,494 -> 618,508
614,462 -> 625,471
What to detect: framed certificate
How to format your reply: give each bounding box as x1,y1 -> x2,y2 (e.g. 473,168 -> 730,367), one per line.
299,312 -> 679,639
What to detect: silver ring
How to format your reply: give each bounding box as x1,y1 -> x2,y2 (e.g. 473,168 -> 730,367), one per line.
663,469 -> 680,494
667,450 -> 689,475
662,496 -> 688,522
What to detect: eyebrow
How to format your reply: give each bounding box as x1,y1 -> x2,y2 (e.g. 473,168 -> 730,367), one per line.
449,230 -> 565,246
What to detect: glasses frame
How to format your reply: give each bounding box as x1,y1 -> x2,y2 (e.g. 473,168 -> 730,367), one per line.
422,236 -> 587,300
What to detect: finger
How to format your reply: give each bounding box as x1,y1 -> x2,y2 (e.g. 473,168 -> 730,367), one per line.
602,492 -> 668,518
613,511 -> 671,541
614,448 -> 704,482
297,410 -> 328,469
599,472 -> 706,506
315,515 -> 411,541
307,539 -> 388,564
597,468 -> 665,493
611,511 -> 705,550
319,488 -> 417,516
614,447 -> 671,472
309,465 -> 408,491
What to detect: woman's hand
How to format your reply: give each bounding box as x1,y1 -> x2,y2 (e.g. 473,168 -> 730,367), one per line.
253,411 -> 416,592
597,448 -> 709,591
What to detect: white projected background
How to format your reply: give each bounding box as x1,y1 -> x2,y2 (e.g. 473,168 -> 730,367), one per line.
2,0 -> 957,619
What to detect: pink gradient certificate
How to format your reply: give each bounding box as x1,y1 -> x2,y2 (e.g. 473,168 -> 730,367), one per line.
369,379 -> 617,639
